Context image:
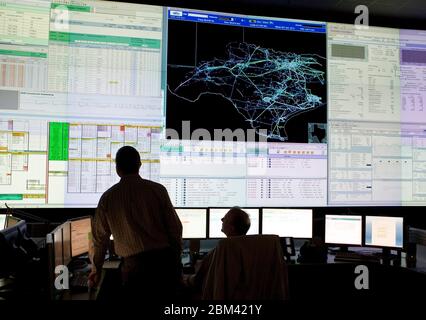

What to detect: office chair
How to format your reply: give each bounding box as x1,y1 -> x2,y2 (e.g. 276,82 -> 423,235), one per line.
202,234 -> 289,300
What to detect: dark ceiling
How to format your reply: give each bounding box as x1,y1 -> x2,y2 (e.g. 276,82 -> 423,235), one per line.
120,0 -> 426,29
247,0 -> 426,19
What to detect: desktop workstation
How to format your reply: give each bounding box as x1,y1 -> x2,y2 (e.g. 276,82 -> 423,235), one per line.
175,208 -> 426,298
45,216 -> 121,300
1,207 -> 426,301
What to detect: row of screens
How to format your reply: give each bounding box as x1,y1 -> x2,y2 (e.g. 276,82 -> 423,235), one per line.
179,208 -> 312,239
51,216 -> 91,267
1,0 -> 426,208
177,208 -> 404,248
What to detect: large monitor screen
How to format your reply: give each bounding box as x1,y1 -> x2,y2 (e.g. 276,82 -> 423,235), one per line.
327,25 -> 426,206
0,0 -> 425,208
325,215 -> 362,245
0,0 -> 164,208
71,217 -> 91,257
175,208 -> 207,239
261,208 -> 312,238
365,216 -> 404,248
162,8 -> 328,208
209,208 -> 260,238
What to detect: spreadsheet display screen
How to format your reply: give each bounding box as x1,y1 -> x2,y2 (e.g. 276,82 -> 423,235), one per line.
0,0 -> 164,207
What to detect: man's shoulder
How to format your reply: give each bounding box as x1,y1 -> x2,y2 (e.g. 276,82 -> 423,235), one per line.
140,178 -> 168,193
98,182 -> 120,202
99,177 -> 168,202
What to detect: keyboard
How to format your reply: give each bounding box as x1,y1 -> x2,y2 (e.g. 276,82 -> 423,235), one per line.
70,273 -> 89,290
334,251 -> 380,263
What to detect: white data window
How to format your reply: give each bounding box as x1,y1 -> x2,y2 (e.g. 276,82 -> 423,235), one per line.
208,208 -> 260,238
365,216 -> 404,248
328,121 -> 426,206
48,1 -> 164,99
327,23 -> 401,123
0,0 -> 50,46
175,208 -> 207,239
325,215 -> 362,245
400,29 -> 426,124
161,141 -> 327,208
160,140 -> 247,178
161,177 -> 247,208
261,208 -> 313,238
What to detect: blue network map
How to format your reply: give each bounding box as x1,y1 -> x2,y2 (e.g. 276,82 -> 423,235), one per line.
170,42 -> 325,141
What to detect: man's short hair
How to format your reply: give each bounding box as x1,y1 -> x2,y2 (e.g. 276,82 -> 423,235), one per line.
115,146 -> 141,174
228,207 -> 251,236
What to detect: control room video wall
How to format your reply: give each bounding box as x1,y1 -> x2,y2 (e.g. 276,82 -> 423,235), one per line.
0,0 -> 425,208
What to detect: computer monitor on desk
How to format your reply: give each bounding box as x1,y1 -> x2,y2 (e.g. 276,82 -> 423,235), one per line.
70,217 -> 91,258
325,215 -> 362,246
365,216 -> 404,249
261,208 -> 313,238
175,208 -> 207,239
208,208 -> 260,238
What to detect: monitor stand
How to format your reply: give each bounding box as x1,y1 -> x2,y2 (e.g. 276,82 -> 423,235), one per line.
382,248 -> 391,265
381,248 -> 401,266
189,239 -> 201,265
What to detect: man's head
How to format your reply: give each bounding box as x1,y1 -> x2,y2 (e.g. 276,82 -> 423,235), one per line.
221,207 -> 251,237
115,146 -> 141,177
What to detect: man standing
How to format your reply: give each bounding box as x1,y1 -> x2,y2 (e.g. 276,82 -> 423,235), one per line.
88,146 -> 182,300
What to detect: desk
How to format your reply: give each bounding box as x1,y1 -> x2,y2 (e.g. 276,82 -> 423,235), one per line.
287,248 -> 426,300
183,243 -> 426,301
62,260 -> 121,301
